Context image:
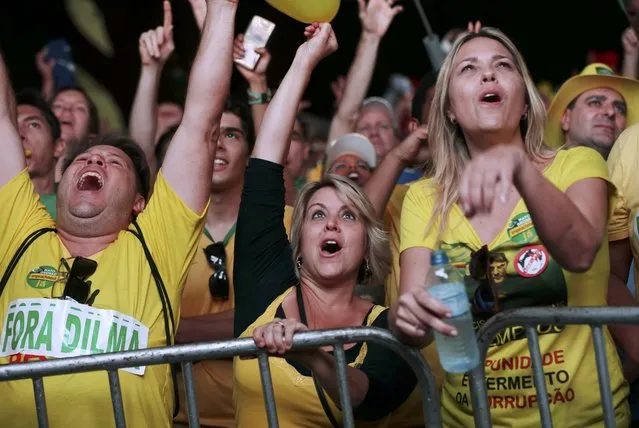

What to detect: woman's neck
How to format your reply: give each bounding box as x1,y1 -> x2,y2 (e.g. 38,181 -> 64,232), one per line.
464,128 -> 525,158
296,275 -> 370,329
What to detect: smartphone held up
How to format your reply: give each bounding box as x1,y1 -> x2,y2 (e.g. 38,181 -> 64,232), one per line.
234,16 -> 276,71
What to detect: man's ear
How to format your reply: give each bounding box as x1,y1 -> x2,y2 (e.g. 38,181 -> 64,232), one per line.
560,109 -> 571,133
132,193 -> 146,216
53,138 -> 66,159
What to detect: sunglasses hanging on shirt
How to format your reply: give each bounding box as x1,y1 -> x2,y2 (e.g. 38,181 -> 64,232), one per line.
58,257 -> 99,306
202,224 -> 236,301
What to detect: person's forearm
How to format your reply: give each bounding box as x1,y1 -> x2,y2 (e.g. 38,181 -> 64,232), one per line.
363,150 -> 406,217
299,349 -> 369,408
607,273 -> 639,366
175,310 -> 234,343
181,1 -> 236,137
252,56 -> 313,165
622,53 -> 639,79
515,158 -> 604,272
328,32 -> 380,141
0,49 -> 24,184
41,76 -> 54,104
130,65 -> 162,175
248,78 -> 269,134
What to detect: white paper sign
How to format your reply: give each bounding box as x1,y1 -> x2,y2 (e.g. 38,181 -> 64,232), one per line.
0,298 -> 149,375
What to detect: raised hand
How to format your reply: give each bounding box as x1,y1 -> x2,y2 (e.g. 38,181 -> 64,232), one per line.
233,33 -> 272,85
331,75 -> 346,108
393,125 -> 429,166
297,23 -> 338,69
458,144 -> 526,217
35,49 -> 54,83
138,0 -> 175,67
622,27 -> 639,56
357,0 -> 403,38
467,20 -> 482,33
187,0 -> 207,31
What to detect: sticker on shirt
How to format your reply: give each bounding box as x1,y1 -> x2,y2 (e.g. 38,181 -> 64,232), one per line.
0,298 -> 149,375
506,213 -> 537,244
26,266 -> 65,290
514,245 -> 549,278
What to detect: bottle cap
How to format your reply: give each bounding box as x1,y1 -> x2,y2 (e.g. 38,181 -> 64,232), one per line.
430,249 -> 449,266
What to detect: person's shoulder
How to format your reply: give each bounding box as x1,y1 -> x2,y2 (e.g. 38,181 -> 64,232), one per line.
548,146 -> 606,173
405,177 -> 438,202
609,123 -> 639,168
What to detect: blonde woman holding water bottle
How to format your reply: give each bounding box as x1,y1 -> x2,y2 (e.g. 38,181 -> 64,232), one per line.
389,27 -> 630,427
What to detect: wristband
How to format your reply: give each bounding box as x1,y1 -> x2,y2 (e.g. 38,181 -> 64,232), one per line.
247,88 -> 272,105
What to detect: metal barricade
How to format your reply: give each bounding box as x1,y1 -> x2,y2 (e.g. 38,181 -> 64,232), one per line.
469,306 -> 639,428
0,327 -> 441,428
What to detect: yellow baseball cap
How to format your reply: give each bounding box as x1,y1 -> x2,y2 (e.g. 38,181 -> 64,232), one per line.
545,63 -> 639,148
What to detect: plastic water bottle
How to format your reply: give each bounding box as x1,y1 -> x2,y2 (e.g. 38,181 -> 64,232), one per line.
427,250 -> 480,373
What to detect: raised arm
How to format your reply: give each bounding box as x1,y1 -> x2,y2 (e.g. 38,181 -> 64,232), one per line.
161,0 -> 236,213
252,23 -> 338,165
130,0 -> 175,177
233,34 -> 272,134
363,125 -> 428,217
327,0 -> 402,142
0,49 -> 24,189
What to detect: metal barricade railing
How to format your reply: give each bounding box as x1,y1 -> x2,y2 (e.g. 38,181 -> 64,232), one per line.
0,327 -> 441,428
469,306 -> 639,428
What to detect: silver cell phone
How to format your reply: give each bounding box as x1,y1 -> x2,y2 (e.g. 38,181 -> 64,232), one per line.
234,16 -> 276,71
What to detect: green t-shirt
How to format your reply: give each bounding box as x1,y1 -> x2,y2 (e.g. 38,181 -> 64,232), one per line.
39,193 -> 56,219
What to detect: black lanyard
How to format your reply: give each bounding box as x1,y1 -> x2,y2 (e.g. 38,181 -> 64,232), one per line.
295,284 -> 341,428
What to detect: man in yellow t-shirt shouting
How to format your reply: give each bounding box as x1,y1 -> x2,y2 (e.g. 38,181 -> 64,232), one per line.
0,1 -> 238,427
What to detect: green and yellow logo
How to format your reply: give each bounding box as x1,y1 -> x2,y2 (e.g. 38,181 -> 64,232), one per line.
25,266 -> 65,290
507,213 -> 537,244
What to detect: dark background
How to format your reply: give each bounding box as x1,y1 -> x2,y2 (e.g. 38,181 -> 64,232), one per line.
0,0 -> 630,123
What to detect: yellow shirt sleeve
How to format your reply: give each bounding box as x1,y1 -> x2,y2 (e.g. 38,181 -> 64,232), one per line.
0,170 -> 53,272
556,146 -> 611,191
135,171 -> 208,295
400,179 -> 438,253
607,130 -> 637,241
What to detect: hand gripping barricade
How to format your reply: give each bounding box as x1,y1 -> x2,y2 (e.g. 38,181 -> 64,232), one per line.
0,326 -> 442,428
469,306 -> 639,428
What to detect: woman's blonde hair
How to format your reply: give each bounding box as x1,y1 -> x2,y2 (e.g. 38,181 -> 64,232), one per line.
425,27 -> 552,243
290,174 -> 391,286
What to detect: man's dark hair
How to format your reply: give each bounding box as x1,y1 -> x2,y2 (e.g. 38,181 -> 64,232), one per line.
52,86 -> 100,135
224,97 -> 255,152
63,134 -> 151,199
153,97 -> 254,169
412,70 -> 439,123
16,89 -> 61,140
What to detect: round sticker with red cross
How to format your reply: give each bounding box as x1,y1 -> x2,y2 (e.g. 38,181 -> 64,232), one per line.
514,245 -> 549,278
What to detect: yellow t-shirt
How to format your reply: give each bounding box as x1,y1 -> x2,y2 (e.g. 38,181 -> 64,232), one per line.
0,170 -> 206,428
608,123 -> 639,298
401,147 -> 629,428
233,287 -> 389,428
175,207 -> 294,428
382,184 -> 445,428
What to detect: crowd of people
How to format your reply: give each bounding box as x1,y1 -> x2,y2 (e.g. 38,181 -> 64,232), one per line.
2,0 -> 639,426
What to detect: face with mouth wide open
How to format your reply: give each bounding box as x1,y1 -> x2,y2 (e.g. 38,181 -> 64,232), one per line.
299,186 -> 367,286
57,145 -> 144,231
447,36 -> 527,138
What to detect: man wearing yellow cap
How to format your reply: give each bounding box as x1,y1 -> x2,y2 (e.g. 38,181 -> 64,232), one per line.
545,63 -> 639,158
